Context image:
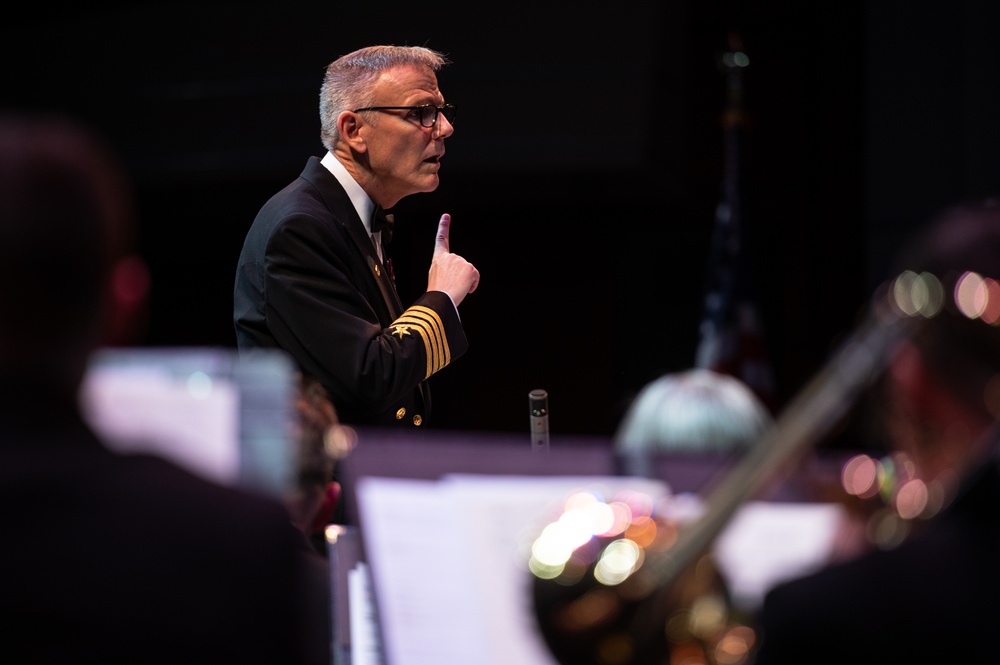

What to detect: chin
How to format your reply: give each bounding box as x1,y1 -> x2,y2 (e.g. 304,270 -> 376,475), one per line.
418,175 -> 441,192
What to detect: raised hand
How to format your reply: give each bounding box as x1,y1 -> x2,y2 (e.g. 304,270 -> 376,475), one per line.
427,213 -> 480,306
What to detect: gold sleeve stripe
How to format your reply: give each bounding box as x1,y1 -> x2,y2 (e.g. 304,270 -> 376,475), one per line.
403,306 -> 448,375
393,306 -> 447,377
391,305 -> 451,378
406,307 -> 448,367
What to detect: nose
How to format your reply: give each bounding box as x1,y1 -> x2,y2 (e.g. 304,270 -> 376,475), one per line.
432,113 -> 454,139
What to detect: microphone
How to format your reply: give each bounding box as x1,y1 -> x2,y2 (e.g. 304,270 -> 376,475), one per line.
529,389 -> 550,452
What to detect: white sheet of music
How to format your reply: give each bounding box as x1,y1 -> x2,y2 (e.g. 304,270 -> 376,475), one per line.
356,476 -> 487,665
712,499 -> 847,612
80,364 -> 241,484
356,474 -> 671,665
348,561 -> 384,665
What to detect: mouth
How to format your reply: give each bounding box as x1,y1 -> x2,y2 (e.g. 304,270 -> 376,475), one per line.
423,151 -> 444,165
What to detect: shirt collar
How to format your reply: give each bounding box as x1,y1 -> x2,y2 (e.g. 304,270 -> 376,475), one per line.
320,151 -> 376,234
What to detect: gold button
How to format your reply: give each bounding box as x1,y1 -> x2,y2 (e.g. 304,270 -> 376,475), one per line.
374,263 -> 382,277
395,407 -> 406,420
412,414 -> 423,426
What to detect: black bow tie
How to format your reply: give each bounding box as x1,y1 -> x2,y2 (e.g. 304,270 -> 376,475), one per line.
371,206 -> 394,245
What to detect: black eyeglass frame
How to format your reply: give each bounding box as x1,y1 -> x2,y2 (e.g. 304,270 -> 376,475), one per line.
352,103 -> 457,128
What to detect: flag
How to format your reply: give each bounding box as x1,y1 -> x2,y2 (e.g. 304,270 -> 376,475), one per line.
695,36 -> 776,411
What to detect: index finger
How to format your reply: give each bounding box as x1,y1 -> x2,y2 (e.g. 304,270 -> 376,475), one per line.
434,213 -> 451,255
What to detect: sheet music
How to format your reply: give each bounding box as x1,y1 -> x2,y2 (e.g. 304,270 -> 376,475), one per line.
348,562 -> 384,665
356,477 -> 488,665
80,364 -> 241,484
712,500 -> 847,612
356,475 -> 671,665
79,347 -> 297,498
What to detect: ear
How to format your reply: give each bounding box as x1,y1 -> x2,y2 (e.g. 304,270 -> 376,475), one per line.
338,110 -> 368,153
102,254 -> 151,346
311,481 -> 342,533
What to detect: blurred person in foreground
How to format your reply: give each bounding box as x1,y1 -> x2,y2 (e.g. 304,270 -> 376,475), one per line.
287,374 -> 350,542
0,112 -> 313,663
234,44 -> 480,429
286,373 -> 357,665
752,199 -> 1000,664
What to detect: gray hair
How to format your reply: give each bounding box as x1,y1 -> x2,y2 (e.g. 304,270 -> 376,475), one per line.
614,369 -> 773,455
319,45 -> 449,151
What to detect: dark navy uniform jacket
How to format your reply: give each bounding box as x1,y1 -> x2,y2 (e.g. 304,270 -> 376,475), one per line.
234,156 -> 468,427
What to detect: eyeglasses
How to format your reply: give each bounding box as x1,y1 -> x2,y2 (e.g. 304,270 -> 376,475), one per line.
352,103 -> 457,128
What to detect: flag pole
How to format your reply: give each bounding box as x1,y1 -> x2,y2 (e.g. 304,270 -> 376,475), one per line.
695,32 -> 775,411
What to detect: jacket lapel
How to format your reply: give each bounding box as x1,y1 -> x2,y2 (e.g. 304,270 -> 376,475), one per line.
301,157 -> 404,320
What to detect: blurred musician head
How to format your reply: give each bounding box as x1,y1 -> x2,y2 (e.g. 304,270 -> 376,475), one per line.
615,368 -> 773,455
880,198 -> 1000,490
0,112 -> 150,404
754,197 -> 1000,665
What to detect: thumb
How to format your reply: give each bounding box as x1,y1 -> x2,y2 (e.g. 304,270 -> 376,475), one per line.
434,213 -> 451,256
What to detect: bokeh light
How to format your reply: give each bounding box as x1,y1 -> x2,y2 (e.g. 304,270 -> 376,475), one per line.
714,625 -> 756,665
866,507 -> 910,549
585,500 -> 618,537
601,501 -> 633,537
841,453 -> 882,499
529,489 -> 660,587
593,539 -> 642,586
624,515 -> 658,549
982,277 -> 1000,324
890,270 -> 943,317
893,478 -> 928,519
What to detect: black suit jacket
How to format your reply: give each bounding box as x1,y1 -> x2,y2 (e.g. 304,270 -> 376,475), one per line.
0,396 -> 312,664
752,452 -> 1000,664
234,156 -> 468,427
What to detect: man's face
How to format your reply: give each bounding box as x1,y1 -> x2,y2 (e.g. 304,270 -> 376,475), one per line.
358,64 -> 454,207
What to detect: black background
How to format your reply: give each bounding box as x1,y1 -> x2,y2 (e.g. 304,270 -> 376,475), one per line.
2,1 -> 998,439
